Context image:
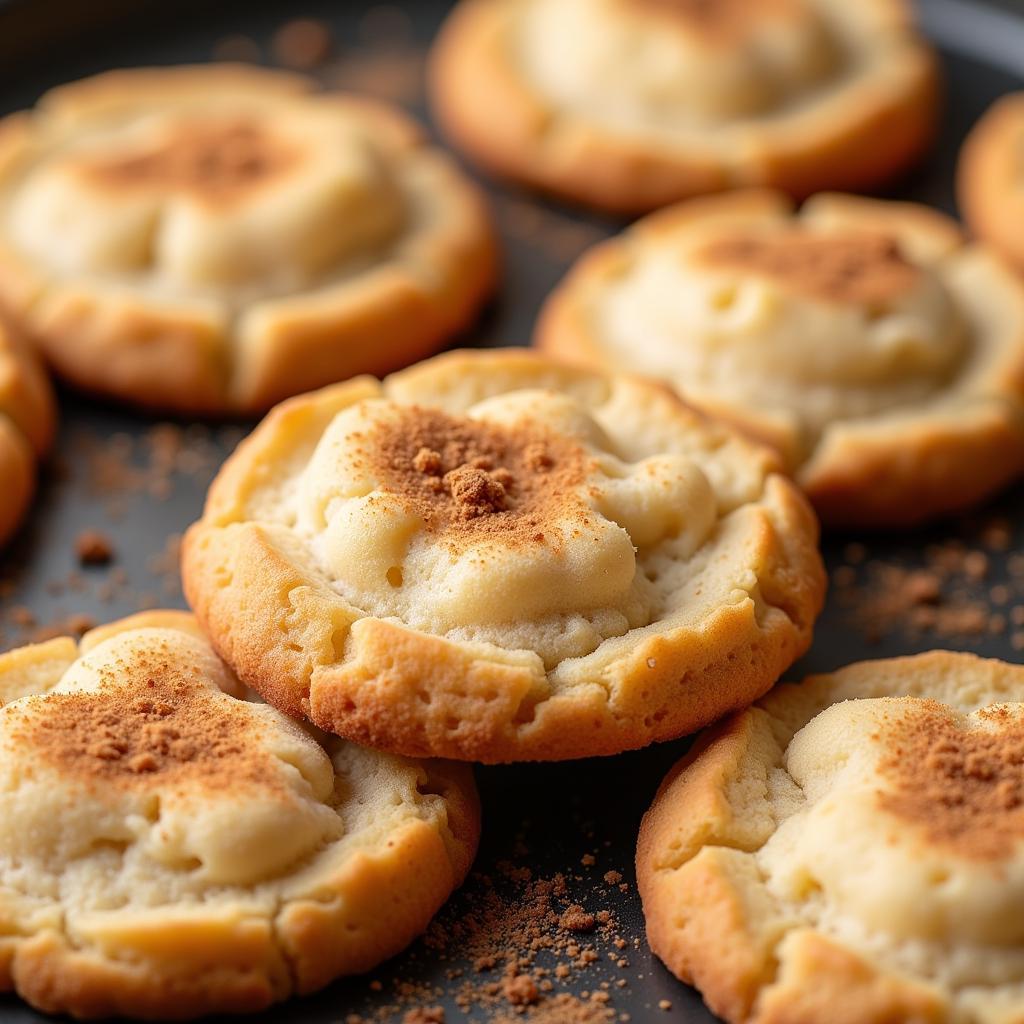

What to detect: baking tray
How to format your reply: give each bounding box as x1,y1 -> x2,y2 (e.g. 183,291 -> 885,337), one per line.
0,1 -> 1022,1021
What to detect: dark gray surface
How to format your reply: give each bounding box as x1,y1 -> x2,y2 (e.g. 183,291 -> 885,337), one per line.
0,1 -> 1022,1021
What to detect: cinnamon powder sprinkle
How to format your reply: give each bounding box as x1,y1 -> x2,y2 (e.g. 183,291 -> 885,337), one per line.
698,230 -> 921,305
365,406 -> 588,543
637,0 -> 790,39
80,120 -> 298,202
10,643 -> 276,793
877,700 -> 1024,860
832,519 -> 1023,645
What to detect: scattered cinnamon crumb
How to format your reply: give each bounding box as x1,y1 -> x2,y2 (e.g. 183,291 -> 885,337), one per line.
402,1009 -> 444,1024
211,34 -> 261,63
504,973 -> 540,1006
560,906 -> 597,933
833,517 -> 1021,645
271,18 -> 333,69
75,530 -> 114,566
27,613 -> 95,643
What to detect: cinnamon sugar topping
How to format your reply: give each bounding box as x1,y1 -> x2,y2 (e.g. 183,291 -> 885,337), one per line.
697,230 -> 921,305
80,119 -> 300,201
877,700 -> 1024,860
9,641 -> 278,793
366,406 -> 588,544
635,0 -> 797,37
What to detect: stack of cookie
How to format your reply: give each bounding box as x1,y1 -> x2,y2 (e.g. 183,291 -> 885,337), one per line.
0,0 -> 1022,1020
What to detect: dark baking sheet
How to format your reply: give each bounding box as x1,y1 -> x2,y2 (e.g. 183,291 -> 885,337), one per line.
0,1 -> 1023,1021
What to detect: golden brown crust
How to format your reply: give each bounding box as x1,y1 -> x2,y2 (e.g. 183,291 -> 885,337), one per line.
183,348 -> 824,762
959,92 -> 1024,273
0,321 -> 55,546
429,0 -> 939,214
0,613 -> 481,1020
538,190 -> 1024,527
0,66 -> 496,415
637,651 -> 1024,1024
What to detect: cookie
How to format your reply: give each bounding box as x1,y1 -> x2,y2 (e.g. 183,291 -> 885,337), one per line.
538,190 -> 1024,527
429,0 -> 938,214
637,651 -> 1024,1024
0,321 -> 55,546
182,348 -> 824,763
0,65 -> 496,414
0,610 -> 479,1019
959,93 -> 1024,273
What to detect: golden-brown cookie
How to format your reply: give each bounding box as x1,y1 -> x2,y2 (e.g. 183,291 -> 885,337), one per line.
637,651 -> 1024,1024
959,92 -> 1024,274
538,190 -> 1024,527
0,65 -> 496,414
0,610 -> 479,1019
182,348 -> 824,763
429,0 -> 938,214
0,320 -> 55,546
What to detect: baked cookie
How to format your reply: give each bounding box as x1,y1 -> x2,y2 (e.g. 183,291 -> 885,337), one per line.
637,651 -> 1024,1024
0,610 -> 479,1019
429,0 -> 938,214
0,65 -> 496,414
959,93 -> 1024,273
538,190 -> 1024,527
0,320 -> 55,547
182,348 -> 824,763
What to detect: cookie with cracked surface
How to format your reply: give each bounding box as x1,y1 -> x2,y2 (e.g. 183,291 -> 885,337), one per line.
637,651 -> 1024,1024
0,320 -> 55,547
959,93 -> 1024,274
0,65 -> 496,414
538,190 -> 1024,527
0,610 -> 479,1019
182,348 -> 824,763
429,0 -> 938,214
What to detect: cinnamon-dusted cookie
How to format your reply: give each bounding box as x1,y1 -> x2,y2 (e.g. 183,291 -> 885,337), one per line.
182,348 -> 824,763
959,93 -> 1024,273
0,65 -> 496,414
429,0 -> 938,214
637,651 -> 1024,1024
538,190 -> 1024,527
0,610 -> 478,1019
0,321 -> 55,546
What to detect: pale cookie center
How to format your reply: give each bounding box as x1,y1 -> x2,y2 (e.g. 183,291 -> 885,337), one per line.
76,118 -> 298,202
521,0 -> 838,127
8,111 -> 405,291
0,630 -> 340,886
760,697 -> 1024,950
297,392 -> 716,666
600,226 -> 965,454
